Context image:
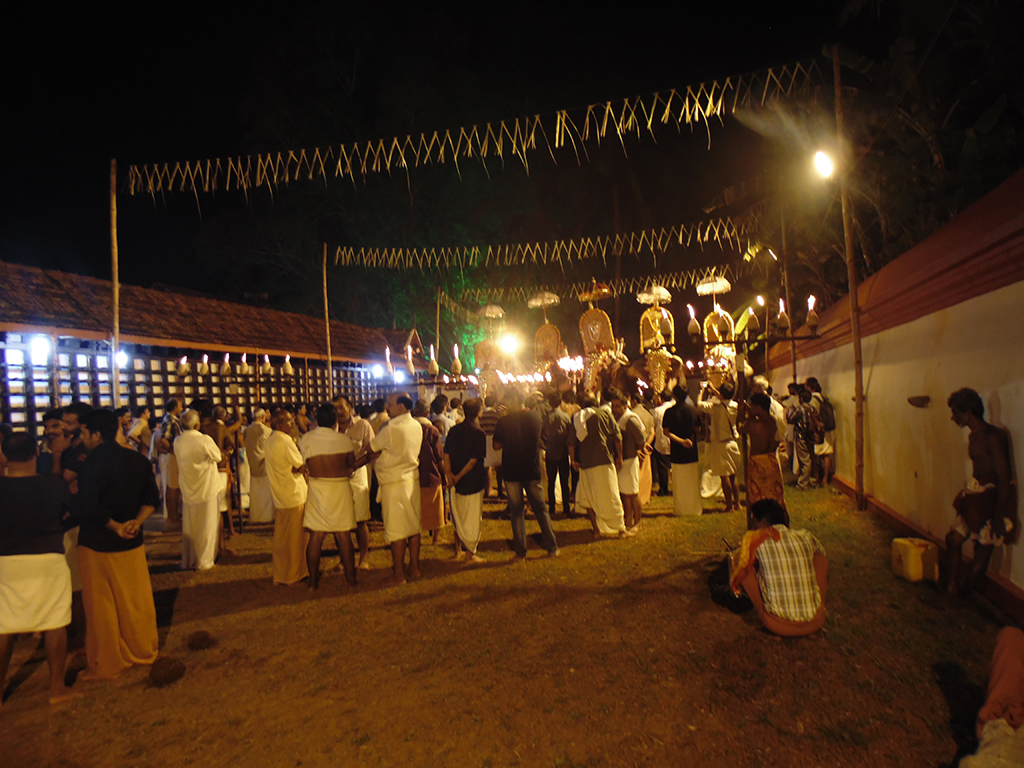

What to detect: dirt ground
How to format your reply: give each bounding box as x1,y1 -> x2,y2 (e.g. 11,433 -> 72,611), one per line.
0,486 -> 1009,767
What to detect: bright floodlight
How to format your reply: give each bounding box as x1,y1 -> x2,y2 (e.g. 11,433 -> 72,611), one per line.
393,369 -> 406,384
115,350 -> 128,369
756,295 -> 765,307
371,364 -> 384,379
499,334 -> 521,355
814,151 -> 835,178
30,335 -> 51,365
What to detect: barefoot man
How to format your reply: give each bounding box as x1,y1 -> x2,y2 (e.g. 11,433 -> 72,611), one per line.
569,392 -> 633,540
739,393 -> 788,526
0,432 -> 81,707
368,392 -> 423,586
944,388 -> 1017,600
334,395 -> 374,571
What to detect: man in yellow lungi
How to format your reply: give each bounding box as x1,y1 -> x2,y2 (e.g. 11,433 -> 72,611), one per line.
76,410 -> 160,680
266,409 -> 309,585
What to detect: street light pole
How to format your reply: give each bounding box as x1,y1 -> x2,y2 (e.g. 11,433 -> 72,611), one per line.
780,210 -> 797,384
833,45 -> 866,510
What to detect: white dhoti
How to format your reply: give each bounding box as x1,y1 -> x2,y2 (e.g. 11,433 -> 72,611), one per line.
304,477 -> 356,532
709,440 -> 741,477
238,448 -> 251,509
617,456 -> 640,495
64,525 -> 82,591
379,472 -> 422,543
671,463 -> 702,516
0,553 -> 72,634
182,497 -> 219,570
158,453 -> 179,517
578,464 -> 626,535
216,471 -> 230,513
452,490 -> 484,553
351,466 -> 371,523
248,475 -> 275,523
485,436 -> 502,468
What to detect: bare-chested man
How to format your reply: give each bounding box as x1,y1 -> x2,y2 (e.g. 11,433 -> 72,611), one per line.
202,405 -> 242,541
944,388 -> 1016,601
738,393 -> 789,527
334,395 -> 374,570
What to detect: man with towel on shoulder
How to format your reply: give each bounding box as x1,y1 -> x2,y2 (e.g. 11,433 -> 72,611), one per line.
298,402 -> 366,589
175,410 -> 223,571
0,432 -> 81,706
244,408 -> 274,524
570,392 -> 634,540
368,392 -> 423,587
266,409 -> 309,586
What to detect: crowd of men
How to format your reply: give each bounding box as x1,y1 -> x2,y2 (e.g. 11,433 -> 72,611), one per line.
4,369 -> 1015,709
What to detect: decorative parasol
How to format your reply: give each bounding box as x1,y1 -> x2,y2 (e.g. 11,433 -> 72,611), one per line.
695,275 -> 732,296
636,285 -> 672,305
527,291 -> 560,324
579,281 -> 612,308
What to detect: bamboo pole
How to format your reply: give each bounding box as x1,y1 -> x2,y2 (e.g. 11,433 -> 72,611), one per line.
781,211 -> 797,385
834,46 -> 866,509
435,286 -> 441,359
110,159 -> 121,407
323,246 -> 333,400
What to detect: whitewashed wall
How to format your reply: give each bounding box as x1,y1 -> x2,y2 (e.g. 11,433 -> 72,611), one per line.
769,279 -> 1024,589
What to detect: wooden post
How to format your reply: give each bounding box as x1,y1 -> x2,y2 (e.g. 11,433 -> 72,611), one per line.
780,210 -> 797,385
110,159 -> 121,407
834,46 -> 866,509
323,246 -> 333,400
435,286 -> 441,360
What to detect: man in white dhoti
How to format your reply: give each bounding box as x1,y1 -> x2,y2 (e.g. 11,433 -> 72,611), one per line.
336,395 -> 374,570
569,393 -> 633,540
174,410 -> 223,571
698,380 -> 741,514
368,392 -> 423,587
611,390 -> 647,533
662,385 -> 703,516
444,398 -> 487,563
0,432 -> 81,707
156,399 -> 184,524
298,403 -> 361,589
244,409 -> 274,524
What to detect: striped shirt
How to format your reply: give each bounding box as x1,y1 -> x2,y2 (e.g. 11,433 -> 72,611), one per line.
755,526 -> 825,622
478,406 -> 505,437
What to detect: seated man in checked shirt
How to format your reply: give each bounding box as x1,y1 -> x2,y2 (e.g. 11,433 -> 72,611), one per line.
729,499 -> 828,637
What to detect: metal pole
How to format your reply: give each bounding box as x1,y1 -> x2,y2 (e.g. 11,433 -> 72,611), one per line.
323,245 -> 333,400
834,45 -> 866,509
780,210 -> 797,385
110,159 -> 121,407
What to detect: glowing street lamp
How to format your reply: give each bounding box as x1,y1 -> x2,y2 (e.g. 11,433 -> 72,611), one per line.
814,150 -> 835,178
498,334 -> 520,356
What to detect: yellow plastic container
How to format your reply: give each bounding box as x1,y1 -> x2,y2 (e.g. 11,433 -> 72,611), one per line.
891,538 -> 940,583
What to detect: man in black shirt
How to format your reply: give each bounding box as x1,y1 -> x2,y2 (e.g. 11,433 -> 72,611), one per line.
493,390 -> 559,560
76,410 -> 160,680
662,385 -> 703,516
0,432 -> 81,706
444,398 -> 488,563
542,392 -> 572,518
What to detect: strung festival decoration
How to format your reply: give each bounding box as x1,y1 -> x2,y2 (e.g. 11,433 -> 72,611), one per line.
459,265 -> 735,305
329,216 -> 749,270
128,60 -> 822,197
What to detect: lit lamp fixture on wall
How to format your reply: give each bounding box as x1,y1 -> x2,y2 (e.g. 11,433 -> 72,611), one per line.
198,354 -> 210,376
177,356 -> 189,377
221,353 -> 232,377
239,354 -> 250,375
451,344 -> 462,377
282,355 -> 294,376
427,344 -> 439,377
385,346 -> 393,377
262,355 -> 273,375
405,345 -> 416,376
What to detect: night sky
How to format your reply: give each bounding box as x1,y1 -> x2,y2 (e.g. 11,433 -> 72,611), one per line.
2,2 -> 895,330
